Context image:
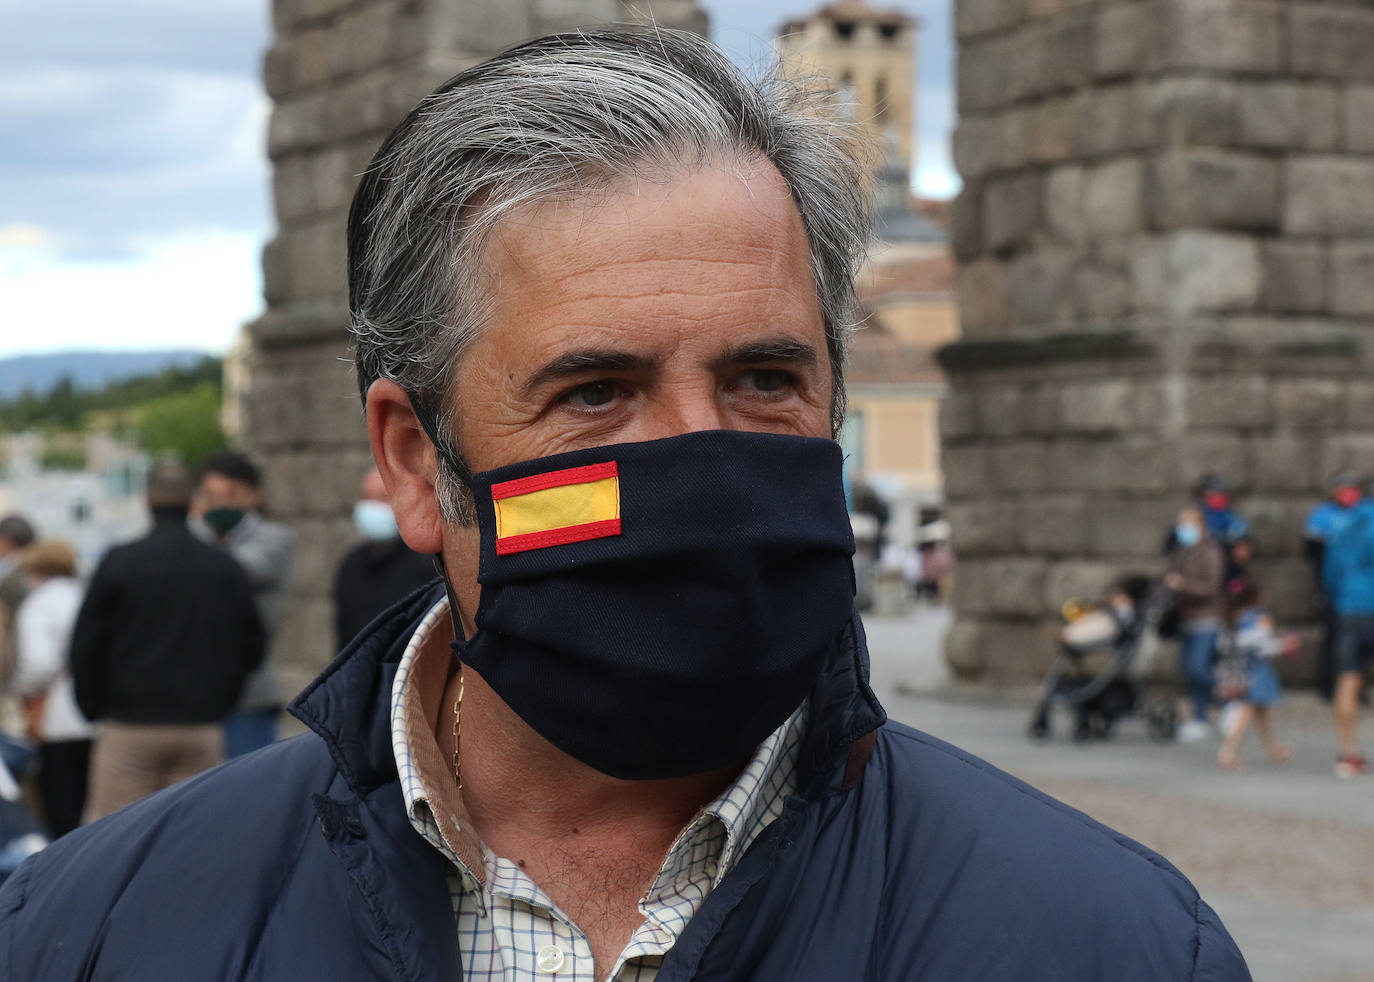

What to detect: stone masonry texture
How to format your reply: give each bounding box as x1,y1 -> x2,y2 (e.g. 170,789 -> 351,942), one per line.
245,0 -> 708,698
946,0 -> 1374,684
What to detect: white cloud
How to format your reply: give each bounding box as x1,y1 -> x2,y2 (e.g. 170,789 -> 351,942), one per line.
0,224 -> 55,250
0,230 -> 263,357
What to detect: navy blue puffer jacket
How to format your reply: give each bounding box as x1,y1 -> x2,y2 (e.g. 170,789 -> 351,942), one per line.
0,584 -> 1249,980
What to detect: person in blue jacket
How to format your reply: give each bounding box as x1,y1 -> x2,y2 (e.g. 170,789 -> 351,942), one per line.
1305,472 -> 1365,700
0,28 -> 1250,981
1321,491 -> 1374,778
1165,474 -> 1253,593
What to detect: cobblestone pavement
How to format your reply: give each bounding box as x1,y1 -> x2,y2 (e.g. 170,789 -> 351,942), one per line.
864,606 -> 1374,982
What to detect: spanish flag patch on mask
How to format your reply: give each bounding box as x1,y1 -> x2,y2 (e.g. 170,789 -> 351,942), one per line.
491,461 -> 621,555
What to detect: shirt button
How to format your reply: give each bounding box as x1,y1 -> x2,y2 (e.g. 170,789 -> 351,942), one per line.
536,944 -> 566,974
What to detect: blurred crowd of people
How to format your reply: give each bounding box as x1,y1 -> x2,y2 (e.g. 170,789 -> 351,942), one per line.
848,482 -> 954,610
1161,472 -> 1371,776
0,454 -> 436,859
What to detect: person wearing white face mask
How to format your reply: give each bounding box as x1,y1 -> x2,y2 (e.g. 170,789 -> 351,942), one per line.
332,468 -> 436,651
1164,506 -> 1227,741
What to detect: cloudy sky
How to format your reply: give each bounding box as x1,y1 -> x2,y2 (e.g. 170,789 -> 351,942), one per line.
0,0 -> 956,360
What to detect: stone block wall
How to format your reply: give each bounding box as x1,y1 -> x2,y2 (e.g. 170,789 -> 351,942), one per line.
244,0 -> 707,698
946,0 -> 1374,684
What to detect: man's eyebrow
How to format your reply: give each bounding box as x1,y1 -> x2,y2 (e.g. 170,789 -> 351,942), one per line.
715,337 -> 819,368
521,349 -> 660,396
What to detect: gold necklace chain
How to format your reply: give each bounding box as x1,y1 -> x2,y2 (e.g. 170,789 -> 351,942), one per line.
451,673 -> 465,791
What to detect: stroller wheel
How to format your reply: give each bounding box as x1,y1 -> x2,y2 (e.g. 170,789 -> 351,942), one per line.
1027,708 -> 1050,741
1146,699 -> 1178,742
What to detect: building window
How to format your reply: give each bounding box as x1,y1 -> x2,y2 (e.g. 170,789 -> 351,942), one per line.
834,20 -> 856,40
875,74 -> 890,122
879,22 -> 901,41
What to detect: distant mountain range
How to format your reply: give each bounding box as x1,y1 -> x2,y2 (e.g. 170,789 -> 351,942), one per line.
0,350 -> 213,400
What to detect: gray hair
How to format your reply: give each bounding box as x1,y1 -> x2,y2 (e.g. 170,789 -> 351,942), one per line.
348,26 -> 873,523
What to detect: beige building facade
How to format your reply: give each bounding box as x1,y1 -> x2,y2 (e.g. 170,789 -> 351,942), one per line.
846,241 -> 955,522
778,2 -> 918,176
779,3 -> 957,542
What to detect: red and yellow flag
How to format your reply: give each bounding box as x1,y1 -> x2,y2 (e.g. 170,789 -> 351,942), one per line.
492,461 -> 621,555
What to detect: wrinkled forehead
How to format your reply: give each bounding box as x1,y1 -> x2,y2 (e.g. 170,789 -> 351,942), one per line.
471,162 -> 824,346
475,154 -> 810,279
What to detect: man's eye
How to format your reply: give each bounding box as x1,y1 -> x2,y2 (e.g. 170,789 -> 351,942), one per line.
743,369 -> 790,393
563,381 -> 620,408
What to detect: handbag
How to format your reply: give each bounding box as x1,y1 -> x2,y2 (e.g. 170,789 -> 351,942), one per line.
1213,634 -> 1249,702
1156,602 -> 1182,641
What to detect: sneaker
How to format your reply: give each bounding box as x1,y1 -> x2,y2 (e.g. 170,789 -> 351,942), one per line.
1178,720 -> 1212,743
1334,755 -> 1368,779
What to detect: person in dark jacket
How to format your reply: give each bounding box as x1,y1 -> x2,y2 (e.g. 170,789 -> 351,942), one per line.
70,461 -> 264,820
334,466 -> 435,649
0,29 -> 1250,981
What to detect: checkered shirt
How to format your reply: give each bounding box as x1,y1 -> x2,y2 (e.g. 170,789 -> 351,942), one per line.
391,597 -> 806,982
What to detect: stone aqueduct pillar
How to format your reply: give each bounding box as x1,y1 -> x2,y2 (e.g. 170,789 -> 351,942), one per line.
243,0 -> 707,695
945,0 -> 1374,683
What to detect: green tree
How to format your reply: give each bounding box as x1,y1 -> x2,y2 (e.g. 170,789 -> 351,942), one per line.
45,375 -> 84,428
130,382 -> 228,471
0,356 -> 225,434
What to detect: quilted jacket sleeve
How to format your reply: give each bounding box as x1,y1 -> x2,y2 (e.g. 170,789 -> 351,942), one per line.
1192,898 -> 1251,981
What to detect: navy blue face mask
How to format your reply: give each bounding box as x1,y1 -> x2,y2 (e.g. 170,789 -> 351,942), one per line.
449,429 -> 856,781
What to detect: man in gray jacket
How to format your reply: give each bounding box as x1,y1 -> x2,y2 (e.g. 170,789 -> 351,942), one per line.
194,452 -> 295,757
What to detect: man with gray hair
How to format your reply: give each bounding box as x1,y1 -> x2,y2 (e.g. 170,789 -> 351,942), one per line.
0,28 -> 1249,980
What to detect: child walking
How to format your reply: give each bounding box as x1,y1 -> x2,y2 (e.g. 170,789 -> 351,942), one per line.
1217,583 -> 1294,768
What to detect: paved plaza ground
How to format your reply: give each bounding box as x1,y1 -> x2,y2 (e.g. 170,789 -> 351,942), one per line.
865,606 -> 1374,982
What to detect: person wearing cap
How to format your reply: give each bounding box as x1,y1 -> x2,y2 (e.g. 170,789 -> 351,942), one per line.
1305,472 -> 1366,700
0,28 -> 1249,981
1195,474 -> 1251,550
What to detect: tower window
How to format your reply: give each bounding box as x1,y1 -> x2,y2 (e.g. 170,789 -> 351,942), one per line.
879,23 -> 900,41
834,20 -> 856,40
875,74 -> 890,122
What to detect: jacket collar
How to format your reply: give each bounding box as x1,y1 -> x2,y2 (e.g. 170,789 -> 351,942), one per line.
290,583 -> 887,798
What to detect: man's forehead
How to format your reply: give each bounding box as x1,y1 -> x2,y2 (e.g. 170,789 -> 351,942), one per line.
482,160 -> 809,279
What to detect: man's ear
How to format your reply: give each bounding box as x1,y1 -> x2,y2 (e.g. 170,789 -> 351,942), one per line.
365,379 -> 445,555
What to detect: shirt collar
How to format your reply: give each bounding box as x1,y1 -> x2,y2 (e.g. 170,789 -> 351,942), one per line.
389,597 -> 486,889
390,596 -> 806,898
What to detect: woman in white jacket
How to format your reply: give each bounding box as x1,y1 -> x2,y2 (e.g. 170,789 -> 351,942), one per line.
12,540 -> 91,838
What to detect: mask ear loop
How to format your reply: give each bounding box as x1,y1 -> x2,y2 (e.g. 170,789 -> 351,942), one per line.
412,400 -> 477,653
432,554 -> 476,658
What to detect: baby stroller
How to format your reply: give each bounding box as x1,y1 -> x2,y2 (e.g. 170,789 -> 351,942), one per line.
1028,576 -> 1179,742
